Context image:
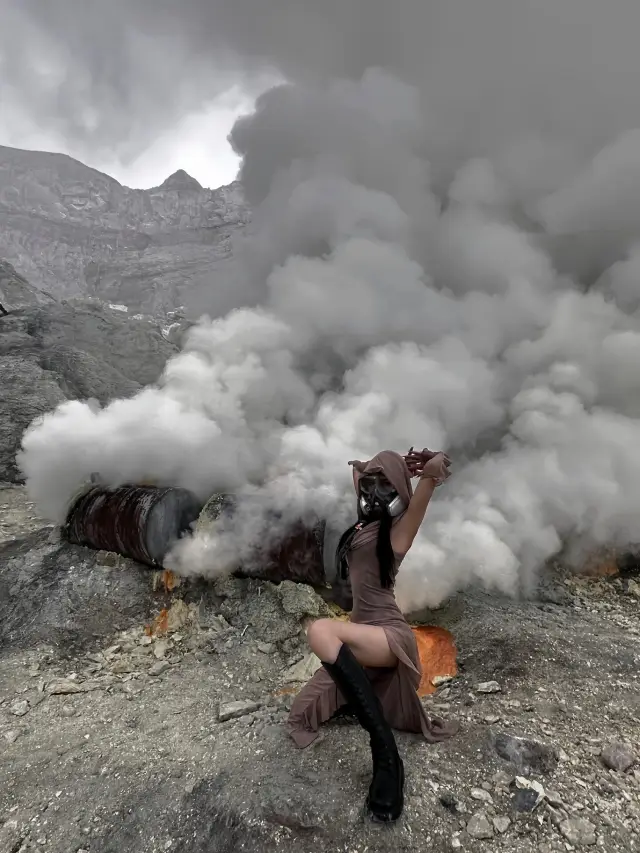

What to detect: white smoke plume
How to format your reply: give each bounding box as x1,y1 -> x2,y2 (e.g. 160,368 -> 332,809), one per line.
16,4 -> 640,609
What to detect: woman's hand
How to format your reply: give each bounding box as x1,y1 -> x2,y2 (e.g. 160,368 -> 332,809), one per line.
404,447 -> 451,484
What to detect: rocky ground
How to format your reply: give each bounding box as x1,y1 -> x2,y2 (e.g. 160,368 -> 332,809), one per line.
0,484 -> 638,853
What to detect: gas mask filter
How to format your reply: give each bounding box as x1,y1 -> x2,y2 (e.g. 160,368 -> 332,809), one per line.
358,475 -> 406,520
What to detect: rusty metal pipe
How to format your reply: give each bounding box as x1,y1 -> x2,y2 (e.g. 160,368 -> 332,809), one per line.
63,485 -> 204,567
63,485 -> 328,585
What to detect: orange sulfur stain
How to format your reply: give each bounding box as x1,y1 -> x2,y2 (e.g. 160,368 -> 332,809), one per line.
586,562 -> 619,577
145,607 -> 169,637
411,625 -> 458,697
274,686 -> 299,696
579,555 -> 619,577
162,569 -> 181,592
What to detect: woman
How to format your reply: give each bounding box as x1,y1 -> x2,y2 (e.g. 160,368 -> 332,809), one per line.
287,448 -> 459,823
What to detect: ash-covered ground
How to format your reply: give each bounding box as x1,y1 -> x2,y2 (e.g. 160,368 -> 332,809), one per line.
0,485 -> 638,853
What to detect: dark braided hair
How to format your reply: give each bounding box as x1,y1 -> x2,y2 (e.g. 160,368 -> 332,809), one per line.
335,521 -> 361,581
376,511 -> 396,589
335,514 -> 396,589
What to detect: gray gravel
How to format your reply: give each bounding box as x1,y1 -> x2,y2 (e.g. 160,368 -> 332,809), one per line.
1,486 -> 639,852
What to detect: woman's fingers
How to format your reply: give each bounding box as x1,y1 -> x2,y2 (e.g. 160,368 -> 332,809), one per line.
405,448 -> 452,480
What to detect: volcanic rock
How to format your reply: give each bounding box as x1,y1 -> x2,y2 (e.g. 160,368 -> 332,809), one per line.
601,742 -> 636,773
466,812 -> 493,840
559,817 -> 597,847
489,731 -> 559,776
218,700 -> 260,722
0,258 -> 52,310
0,295 -> 177,483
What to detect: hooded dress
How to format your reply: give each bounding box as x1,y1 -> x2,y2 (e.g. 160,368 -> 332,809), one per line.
287,450 -> 459,748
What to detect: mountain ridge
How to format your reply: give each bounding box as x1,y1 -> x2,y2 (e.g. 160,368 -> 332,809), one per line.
157,168 -> 204,193
0,144 -> 249,314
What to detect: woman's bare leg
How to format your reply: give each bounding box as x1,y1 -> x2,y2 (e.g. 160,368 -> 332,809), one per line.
306,618 -> 396,667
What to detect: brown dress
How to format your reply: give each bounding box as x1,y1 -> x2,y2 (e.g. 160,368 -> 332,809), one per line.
287,533 -> 459,748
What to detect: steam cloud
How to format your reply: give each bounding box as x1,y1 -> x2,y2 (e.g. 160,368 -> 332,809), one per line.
14,0 -> 640,610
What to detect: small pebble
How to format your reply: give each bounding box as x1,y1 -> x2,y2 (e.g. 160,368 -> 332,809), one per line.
218,700 -> 260,722
471,788 -> 494,804
476,681 -> 501,694
466,812 -> 493,840
9,699 -> 29,717
545,789 -> 564,808
432,675 -> 454,687
440,791 -> 459,813
601,742 -> 635,773
559,817 -> 597,847
492,815 -> 511,834
153,640 -> 170,660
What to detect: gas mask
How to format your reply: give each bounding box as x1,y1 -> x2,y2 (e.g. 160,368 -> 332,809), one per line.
357,475 -> 406,521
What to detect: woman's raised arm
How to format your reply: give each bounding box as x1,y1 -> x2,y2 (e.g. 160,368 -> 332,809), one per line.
390,451 -> 450,556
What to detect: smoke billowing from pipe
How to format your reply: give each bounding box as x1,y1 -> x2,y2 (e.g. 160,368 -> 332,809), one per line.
15,1 -> 640,609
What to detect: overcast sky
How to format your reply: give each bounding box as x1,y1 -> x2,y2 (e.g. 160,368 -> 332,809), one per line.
0,0 -> 277,189
5,0 -> 640,191
0,82 -> 252,189
97,91 -> 251,189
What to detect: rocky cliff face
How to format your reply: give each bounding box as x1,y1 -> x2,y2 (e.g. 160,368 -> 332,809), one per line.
0,298 -> 177,483
0,144 -> 250,485
0,259 -> 54,312
0,145 -> 250,314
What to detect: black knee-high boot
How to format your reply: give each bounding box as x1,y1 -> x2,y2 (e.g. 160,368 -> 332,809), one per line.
322,643 -> 404,822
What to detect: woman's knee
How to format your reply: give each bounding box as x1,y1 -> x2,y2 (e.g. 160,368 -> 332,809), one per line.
306,618 -> 341,660
306,618 -> 334,647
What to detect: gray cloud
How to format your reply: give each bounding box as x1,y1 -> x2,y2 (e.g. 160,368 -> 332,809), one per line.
14,0 -> 640,609
5,0 -> 640,170
0,0 -> 257,162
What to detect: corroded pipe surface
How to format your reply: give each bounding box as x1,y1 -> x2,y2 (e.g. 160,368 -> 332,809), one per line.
64,485 -> 204,567
255,520 -> 326,585
196,493 -> 327,586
